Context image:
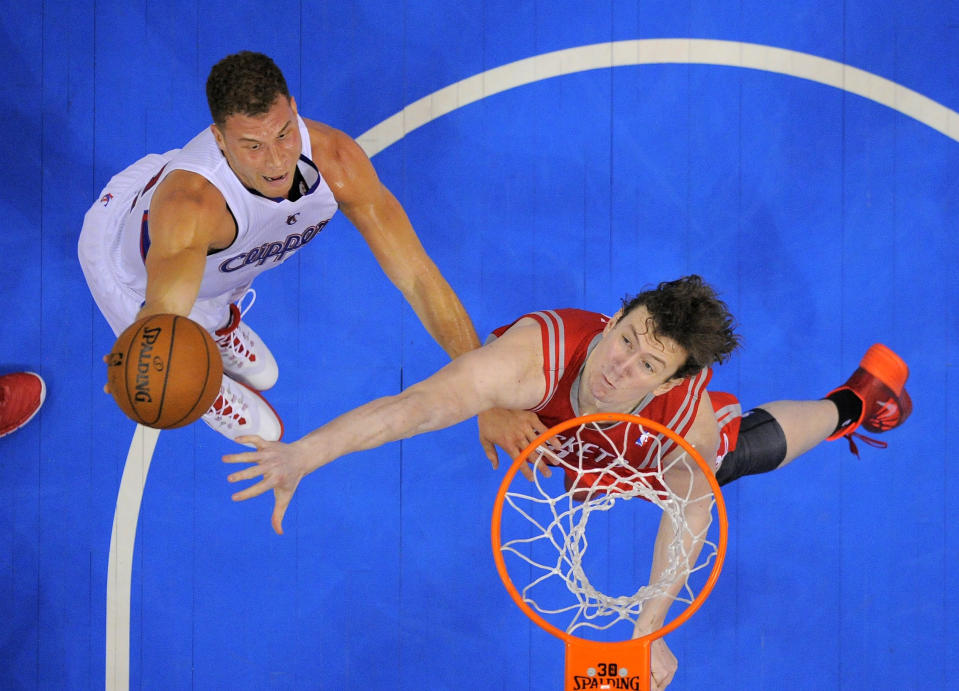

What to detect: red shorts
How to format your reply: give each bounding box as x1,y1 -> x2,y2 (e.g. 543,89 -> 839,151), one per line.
710,391 -> 742,466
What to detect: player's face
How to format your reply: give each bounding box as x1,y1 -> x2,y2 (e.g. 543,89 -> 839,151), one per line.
212,96 -> 302,198
580,306 -> 688,414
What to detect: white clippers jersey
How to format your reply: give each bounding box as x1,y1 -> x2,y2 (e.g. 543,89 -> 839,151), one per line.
113,116 -> 338,300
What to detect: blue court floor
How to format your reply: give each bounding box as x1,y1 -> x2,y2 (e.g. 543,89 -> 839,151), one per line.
2,2 -> 957,689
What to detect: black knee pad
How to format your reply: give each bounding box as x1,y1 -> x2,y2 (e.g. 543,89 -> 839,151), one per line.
715,408 -> 788,486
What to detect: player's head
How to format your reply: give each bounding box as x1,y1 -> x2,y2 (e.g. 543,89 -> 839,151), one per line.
207,52 -> 302,198
206,51 -> 291,127
581,275 -> 739,413
620,274 -> 740,380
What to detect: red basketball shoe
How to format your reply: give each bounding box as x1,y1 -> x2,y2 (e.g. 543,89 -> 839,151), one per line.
826,344 -> 911,454
0,372 -> 46,438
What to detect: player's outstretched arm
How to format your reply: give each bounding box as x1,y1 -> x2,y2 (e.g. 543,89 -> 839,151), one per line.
138,171 -> 233,320
223,320 -> 546,533
631,454 -> 711,691
647,639 -> 678,691
306,119 -> 480,360
631,394 -> 718,689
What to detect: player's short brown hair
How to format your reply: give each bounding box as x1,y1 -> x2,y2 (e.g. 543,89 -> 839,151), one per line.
621,275 -> 741,380
206,51 -> 291,127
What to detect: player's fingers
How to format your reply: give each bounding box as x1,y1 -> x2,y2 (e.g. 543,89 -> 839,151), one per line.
222,451 -> 261,466
519,461 -> 535,482
541,447 -> 561,466
234,434 -> 265,448
230,478 -> 272,501
528,446 -> 552,477
504,443 -> 523,463
271,490 -> 294,535
533,454 -> 552,478
481,438 -> 499,470
225,465 -> 266,483
271,504 -> 286,535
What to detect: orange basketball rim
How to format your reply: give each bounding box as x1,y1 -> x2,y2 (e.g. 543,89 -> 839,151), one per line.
491,413 -> 729,691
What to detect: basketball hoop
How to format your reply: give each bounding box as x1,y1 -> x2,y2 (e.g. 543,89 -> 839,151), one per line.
491,413 -> 728,690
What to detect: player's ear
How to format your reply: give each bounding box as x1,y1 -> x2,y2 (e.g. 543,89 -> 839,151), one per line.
289,95 -> 298,115
603,309 -> 624,334
652,376 -> 685,396
211,123 -> 225,148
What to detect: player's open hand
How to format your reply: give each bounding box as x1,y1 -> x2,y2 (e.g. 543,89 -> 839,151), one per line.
223,436 -> 312,535
477,407 -> 561,481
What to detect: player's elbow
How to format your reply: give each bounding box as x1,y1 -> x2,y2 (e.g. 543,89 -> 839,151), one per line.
396,387 -> 467,438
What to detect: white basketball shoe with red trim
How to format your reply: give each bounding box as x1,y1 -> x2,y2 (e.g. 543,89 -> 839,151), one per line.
214,290 -> 279,391
201,374 -> 283,444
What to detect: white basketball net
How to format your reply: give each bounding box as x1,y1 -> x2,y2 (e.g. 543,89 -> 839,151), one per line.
498,419 -> 720,638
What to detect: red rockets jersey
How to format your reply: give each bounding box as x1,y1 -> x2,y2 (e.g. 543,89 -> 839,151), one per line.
491,309 -> 715,495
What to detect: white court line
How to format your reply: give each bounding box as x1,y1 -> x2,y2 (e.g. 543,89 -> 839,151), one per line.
358,38 -> 959,156
106,38 -> 959,690
106,423 -> 160,691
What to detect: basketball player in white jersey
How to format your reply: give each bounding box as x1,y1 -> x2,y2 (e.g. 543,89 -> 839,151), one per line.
78,51 -> 537,445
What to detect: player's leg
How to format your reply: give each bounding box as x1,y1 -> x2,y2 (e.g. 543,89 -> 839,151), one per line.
211,290 -> 279,392
79,197 -> 282,442
714,407 -> 789,485
191,288 -> 279,392
716,343 -> 911,485
158,292 -> 281,441
190,289 -> 282,441
750,399 -> 837,468
201,374 -> 283,444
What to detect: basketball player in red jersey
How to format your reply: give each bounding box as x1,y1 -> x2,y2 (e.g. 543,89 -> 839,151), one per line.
223,274 -> 911,690
79,50 -> 538,449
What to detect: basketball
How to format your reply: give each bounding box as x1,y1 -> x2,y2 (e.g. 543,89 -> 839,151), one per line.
106,314 -> 223,429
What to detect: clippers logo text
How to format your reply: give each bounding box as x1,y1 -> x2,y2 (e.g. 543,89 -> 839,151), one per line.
218,219 -> 329,273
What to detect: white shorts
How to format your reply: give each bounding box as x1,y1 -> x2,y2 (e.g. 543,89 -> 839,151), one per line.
78,154 -> 247,336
